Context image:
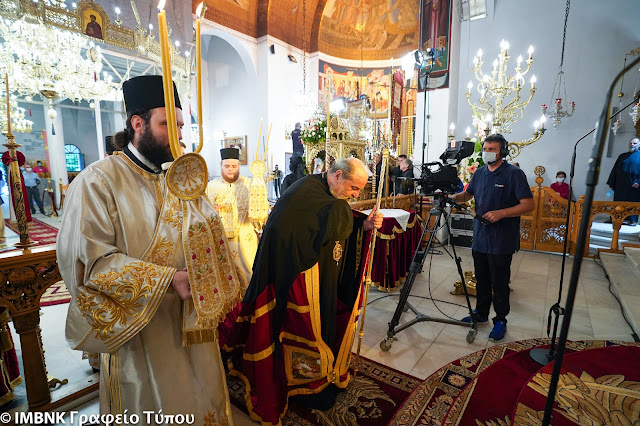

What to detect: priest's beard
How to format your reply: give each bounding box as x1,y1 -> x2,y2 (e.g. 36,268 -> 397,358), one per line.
222,170 -> 240,183
136,126 -> 173,169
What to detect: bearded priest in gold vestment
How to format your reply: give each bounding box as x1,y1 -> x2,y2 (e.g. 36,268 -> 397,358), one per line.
57,76 -> 239,425
206,148 -> 261,290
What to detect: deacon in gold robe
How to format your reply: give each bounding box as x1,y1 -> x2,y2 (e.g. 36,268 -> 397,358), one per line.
58,76 -> 237,425
206,148 -> 261,290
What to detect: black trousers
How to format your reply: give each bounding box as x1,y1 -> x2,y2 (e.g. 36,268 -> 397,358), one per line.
472,250 -> 513,324
26,186 -> 44,213
273,178 -> 281,197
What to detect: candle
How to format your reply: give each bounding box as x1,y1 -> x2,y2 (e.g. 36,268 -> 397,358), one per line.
255,118 -> 263,159
158,0 -> 180,159
115,7 -> 121,24
465,127 -> 471,139
264,122 -> 272,159
449,122 -> 455,137
530,75 -> 536,89
5,74 -> 11,135
195,2 -> 204,153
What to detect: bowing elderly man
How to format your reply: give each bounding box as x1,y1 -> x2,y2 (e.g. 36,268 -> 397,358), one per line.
225,157 -> 383,424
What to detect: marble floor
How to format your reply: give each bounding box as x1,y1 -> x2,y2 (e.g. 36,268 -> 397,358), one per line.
2,211 -> 637,424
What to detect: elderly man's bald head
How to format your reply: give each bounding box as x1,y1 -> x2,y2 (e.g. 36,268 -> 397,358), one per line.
327,158 -> 369,200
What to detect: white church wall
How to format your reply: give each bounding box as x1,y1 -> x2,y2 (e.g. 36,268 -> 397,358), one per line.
199,33 -> 261,178
455,0 -> 640,199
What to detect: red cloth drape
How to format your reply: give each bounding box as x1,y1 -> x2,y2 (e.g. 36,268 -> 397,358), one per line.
371,211 -> 422,291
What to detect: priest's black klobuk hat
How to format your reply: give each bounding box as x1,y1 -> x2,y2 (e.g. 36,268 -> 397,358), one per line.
221,148 -> 240,160
122,75 -> 181,114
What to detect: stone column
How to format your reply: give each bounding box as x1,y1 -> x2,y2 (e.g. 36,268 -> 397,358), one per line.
43,104 -> 68,206
94,100 -> 105,160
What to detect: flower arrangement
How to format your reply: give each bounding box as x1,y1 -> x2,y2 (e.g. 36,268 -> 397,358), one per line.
300,112 -> 328,146
458,129 -> 486,185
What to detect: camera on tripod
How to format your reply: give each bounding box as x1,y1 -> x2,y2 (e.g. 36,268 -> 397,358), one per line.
414,140 -> 475,195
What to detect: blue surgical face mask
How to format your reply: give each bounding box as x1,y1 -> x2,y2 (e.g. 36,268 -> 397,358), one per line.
482,151 -> 498,164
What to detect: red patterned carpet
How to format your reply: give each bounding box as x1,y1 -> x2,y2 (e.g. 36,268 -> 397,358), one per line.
389,338 -> 640,425
40,281 -> 71,307
4,218 -> 58,247
227,356 -> 420,425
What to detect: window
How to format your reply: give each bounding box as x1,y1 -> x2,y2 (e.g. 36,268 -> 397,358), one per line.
64,144 -> 84,172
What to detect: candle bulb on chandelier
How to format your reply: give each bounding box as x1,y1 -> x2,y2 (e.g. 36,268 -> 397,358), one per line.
449,122 -> 455,137
528,45 -> 534,60
530,75 -> 536,89
465,127 -> 471,140
467,81 -> 473,94
115,7 -> 121,25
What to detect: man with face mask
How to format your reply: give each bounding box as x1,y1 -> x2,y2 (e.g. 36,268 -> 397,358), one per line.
57,76 -> 237,423
33,161 -> 48,175
22,164 -> 45,215
224,158 -> 383,423
551,171 -> 569,199
206,148 -> 259,289
449,134 -> 534,342
607,137 -> 640,225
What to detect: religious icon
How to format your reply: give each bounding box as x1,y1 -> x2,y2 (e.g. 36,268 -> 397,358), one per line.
224,135 -> 248,165
83,10 -> 104,40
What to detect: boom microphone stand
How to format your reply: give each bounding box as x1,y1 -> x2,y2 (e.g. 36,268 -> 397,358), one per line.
530,94 -> 640,366
541,55 -> 640,426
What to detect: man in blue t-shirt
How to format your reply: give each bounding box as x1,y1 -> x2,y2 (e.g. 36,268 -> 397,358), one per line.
450,134 -> 534,341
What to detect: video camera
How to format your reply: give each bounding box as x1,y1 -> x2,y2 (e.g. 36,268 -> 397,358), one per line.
415,140 -> 475,195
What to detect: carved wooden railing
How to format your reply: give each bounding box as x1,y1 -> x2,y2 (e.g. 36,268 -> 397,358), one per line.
350,194 -> 415,212
520,185 -> 571,253
571,196 -> 640,255
0,246 -> 98,412
0,245 -> 59,409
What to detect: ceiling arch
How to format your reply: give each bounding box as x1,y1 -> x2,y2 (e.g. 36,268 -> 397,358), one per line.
199,0 -> 419,60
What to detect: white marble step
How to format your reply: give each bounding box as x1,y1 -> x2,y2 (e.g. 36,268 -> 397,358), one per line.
590,222 -> 640,240
599,252 -> 640,337
589,234 -> 639,249
623,247 -> 640,277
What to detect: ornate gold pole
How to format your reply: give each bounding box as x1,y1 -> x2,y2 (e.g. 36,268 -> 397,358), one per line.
325,76 -> 331,170
3,74 -> 34,249
354,143 -> 389,376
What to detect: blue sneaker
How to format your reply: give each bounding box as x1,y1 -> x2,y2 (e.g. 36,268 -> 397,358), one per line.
489,320 -> 507,341
461,310 -> 488,324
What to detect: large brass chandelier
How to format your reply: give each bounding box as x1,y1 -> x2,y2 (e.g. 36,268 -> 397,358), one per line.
466,40 -> 546,159
0,93 -> 33,133
0,18 -> 117,102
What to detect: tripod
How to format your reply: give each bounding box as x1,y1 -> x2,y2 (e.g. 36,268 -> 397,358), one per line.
380,195 -> 478,351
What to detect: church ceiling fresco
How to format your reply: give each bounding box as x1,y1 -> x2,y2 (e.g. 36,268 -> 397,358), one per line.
198,0 -> 420,60
319,0 -> 419,60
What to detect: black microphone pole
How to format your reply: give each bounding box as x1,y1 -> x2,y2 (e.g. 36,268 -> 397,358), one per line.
541,54 -> 640,426
530,94 -> 640,366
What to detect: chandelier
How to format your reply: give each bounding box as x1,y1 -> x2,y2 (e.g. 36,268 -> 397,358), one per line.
466,40 -> 545,158
293,0 -> 318,121
0,18 -> 117,103
0,94 -> 33,133
541,0 -> 575,128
